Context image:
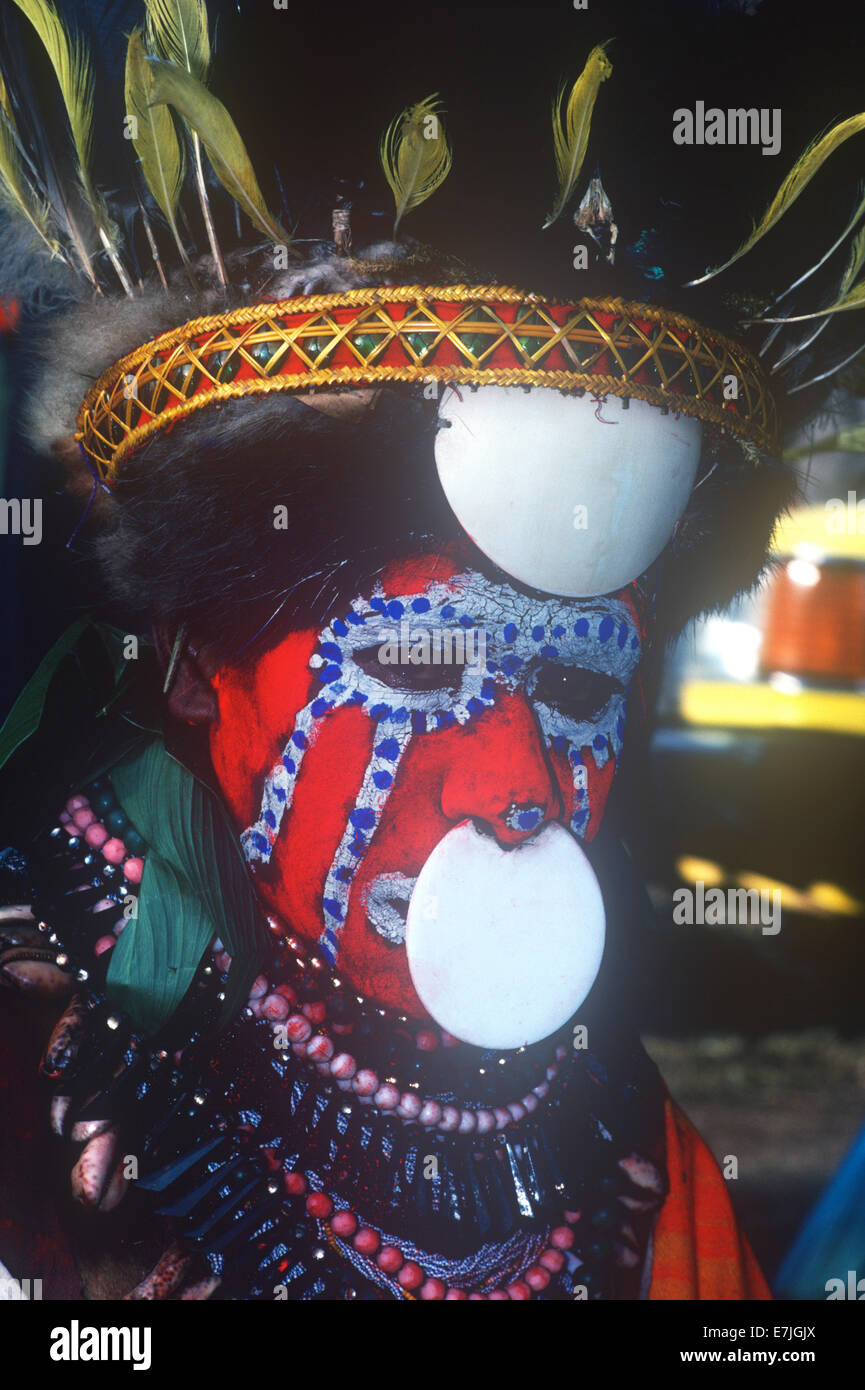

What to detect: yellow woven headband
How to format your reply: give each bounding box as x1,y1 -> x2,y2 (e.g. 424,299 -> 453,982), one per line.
76,285 -> 779,482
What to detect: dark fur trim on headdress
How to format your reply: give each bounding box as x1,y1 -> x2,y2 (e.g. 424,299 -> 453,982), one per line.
657,436 -> 800,636
22,238 -> 477,458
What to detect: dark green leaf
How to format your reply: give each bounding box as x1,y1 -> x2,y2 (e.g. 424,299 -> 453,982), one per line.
0,618 -> 90,772
108,738 -> 268,1034
0,619 -> 155,776
106,852 -> 214,1034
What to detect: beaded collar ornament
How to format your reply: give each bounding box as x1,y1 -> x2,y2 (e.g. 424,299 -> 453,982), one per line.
31,778 -> 668,1301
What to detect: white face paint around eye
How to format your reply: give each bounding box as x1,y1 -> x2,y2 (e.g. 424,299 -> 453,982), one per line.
240,569 -> 642,968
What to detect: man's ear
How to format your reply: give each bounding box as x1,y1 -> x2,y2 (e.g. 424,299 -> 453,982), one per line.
151,623 -> 220,725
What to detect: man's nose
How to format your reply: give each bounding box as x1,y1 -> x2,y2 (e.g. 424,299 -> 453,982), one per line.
439,690 -> 562,846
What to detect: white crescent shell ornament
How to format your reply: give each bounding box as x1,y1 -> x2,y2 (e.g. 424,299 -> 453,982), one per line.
434,386 -> 702,597
406,821 -> 605,1049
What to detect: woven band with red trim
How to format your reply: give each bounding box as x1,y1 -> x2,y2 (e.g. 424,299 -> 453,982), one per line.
76,285 -> 779,482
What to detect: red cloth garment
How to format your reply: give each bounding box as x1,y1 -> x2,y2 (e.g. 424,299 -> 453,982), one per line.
649,1096 -> 771,1300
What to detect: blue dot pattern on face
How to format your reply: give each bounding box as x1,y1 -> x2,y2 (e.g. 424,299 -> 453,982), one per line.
239,571 -> 642,966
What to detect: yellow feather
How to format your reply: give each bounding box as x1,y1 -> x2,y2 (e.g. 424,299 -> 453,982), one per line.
143,0 -> 227,284
144,0 -> 211,84
379,94 -> 452,235
146,59 -> 287,245
0,80 -> 58,255
690,112 -> 865,285
762,225 -> 865,324
816,279 -> 865,315
764,279 -> 865,323
838,224 -> 865,295
543,44 -> 613,230
125,31 -> 188,261
12,0 -> 134,294
0,72 -> 13,122
12,0 -> 96,219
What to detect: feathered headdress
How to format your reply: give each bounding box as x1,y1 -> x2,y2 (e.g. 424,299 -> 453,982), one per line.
0,0 -> 287,299
2,0 -> 863,623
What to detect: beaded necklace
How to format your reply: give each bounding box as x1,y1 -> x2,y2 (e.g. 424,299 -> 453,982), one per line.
30,777 -> 668,1300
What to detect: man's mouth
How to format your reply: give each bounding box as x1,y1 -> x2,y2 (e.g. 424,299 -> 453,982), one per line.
360,871 -> 417,945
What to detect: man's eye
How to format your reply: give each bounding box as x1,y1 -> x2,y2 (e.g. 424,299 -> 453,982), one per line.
351,645 -> 463,693
527,664 -> 622,721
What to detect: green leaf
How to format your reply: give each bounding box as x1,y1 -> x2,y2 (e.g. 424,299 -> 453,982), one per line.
0,617 -> 90,772
0,619 -> 153,776
106,852 -> 213,1034
108,738 -> 268,1033
785,424 -> 865,460
77,728 -> 152,793
92,621 -> 143,691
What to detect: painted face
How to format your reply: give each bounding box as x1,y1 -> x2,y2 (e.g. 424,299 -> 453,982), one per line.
209,549 -> 647,1024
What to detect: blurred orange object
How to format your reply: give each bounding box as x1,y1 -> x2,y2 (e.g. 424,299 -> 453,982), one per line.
761,563 -> 865,683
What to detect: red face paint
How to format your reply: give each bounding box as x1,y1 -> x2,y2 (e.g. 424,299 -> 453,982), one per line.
210,556 -> 648,1017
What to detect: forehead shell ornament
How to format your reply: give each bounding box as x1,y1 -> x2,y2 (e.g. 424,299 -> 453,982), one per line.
435,387 -> 702,597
